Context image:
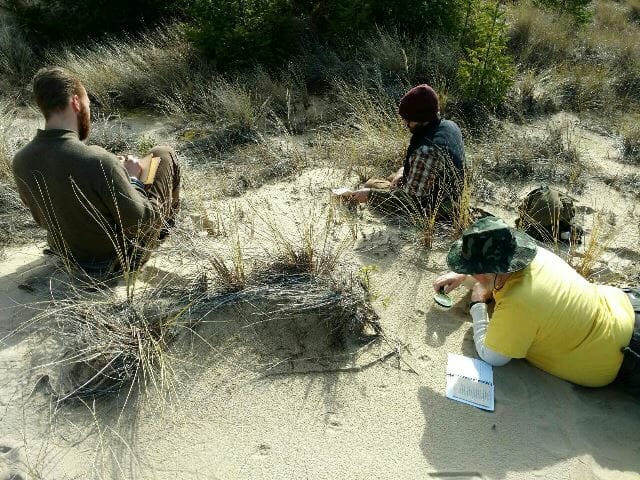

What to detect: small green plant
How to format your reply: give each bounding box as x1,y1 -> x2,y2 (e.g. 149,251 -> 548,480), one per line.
457,0 -> 515,110
357,264 -> 378,292
136,134 -> 158,154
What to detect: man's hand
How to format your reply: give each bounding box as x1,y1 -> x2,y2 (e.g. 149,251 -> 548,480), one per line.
471,281 -> 493,303
121,155 -> 142,178
388,167 -> 404,187
433,271 -> 468,294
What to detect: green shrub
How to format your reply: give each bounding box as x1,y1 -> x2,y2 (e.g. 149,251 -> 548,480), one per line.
187,0 -> 467,69
630,0 -> 640,23
187,0 -> 302,69
308,0 -> 465,43
457,0 -> 515,109
1,0 -> 191,43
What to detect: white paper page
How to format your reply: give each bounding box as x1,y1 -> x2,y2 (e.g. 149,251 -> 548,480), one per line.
446,353 -> 494,411
446,353 -> 493,383
446,375 -> 494,411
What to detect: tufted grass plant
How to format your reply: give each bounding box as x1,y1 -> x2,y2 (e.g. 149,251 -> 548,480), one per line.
49,25 -> 199,113
0,15 -> 36,100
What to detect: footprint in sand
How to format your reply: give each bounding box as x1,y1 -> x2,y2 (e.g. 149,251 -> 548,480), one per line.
325,412 -> 344,433
0,442 -> 26,480
251,443 -> 272,460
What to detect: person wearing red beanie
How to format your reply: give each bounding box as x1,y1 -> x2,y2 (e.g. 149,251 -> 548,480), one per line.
336,84 -> 466,218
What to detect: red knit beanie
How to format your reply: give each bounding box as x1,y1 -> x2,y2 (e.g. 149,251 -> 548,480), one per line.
398,84 -> 439,123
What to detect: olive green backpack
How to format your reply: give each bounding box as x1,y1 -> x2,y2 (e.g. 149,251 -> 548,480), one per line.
515,185 -> 583,244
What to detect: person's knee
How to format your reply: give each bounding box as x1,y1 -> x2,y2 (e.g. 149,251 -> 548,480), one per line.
150,145 -> 181,181
150,145 -> 177,160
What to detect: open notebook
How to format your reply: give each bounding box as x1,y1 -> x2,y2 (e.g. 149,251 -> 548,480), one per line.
446,353 -> 494,411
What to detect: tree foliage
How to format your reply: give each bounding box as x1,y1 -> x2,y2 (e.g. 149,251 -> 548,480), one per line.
0,0 -> 192,43
457,0 -> 515,109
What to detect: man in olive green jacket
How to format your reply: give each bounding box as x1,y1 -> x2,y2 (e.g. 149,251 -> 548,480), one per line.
12,67 -> 181,277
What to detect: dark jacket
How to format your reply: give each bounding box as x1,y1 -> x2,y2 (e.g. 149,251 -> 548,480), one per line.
369,117 -> 466,217
12,129 -> 157,267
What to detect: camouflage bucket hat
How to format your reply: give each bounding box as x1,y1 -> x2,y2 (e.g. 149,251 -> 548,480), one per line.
447,216 -> 538,274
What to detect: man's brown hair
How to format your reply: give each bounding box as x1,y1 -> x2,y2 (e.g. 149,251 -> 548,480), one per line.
32,67 -> 84,119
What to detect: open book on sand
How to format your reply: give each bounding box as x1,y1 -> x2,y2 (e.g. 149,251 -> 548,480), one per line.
138,154 -> 161,185
446,353 -> 494,411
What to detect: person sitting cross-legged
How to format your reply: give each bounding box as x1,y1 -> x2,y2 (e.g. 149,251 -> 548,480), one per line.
11,67 -> 181,278
433,216 -> 639,394
338,84 -> 466,219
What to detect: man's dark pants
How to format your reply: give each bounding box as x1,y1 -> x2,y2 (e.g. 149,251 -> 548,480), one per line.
615,288 -> 640,396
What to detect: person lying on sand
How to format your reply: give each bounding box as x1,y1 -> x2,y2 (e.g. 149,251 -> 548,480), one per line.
11,67 -> 181,278
433,216 -> 640,394
334,84 -> 465,218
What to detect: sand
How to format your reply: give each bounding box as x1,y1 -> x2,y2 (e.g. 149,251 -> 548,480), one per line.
1,119 -> 640,480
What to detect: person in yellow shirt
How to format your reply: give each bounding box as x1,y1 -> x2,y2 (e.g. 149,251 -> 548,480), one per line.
433,216 -> 639,392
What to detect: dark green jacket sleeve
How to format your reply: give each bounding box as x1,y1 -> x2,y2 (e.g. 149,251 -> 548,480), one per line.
91,149 -> 158,238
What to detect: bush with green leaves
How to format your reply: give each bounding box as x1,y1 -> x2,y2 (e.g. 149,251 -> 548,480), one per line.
457,0 -> 515,110
308,0 -> 466,42
0,0 -> 191,43
187,0 -> 302,69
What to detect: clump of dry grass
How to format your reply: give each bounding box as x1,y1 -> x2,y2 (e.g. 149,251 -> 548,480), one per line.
504,70 -> 560,118
569,210 -> 616,281
0,15 -> 36,100
316,80 -> 407,181
27,207 -> 380,403
35,273 -> 208,405
0,182 -> 39,254
506,0 -> 640,115
622,125 -> 640,164
483,121 -> 585,190
37,234 -> 381,404
87,114 -> 160,154
183,136 -> 307,199
49,25 -> 199,113
0,101 -> 43,254
507,2 -> 576,69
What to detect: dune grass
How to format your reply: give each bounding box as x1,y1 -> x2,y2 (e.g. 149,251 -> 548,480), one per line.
0,15 -> 36,100
48,26 -> 199,113
482,120 -> 585,190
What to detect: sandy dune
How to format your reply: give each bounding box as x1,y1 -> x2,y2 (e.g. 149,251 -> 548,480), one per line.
1,152 -> 639,480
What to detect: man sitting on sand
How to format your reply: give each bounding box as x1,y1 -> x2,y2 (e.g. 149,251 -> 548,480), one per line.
337,84 -> 465,218
12,67 -> 181,277
433,216 -> 639,393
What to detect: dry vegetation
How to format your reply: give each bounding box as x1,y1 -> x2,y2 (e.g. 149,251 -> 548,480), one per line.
1,0 -> 640,408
